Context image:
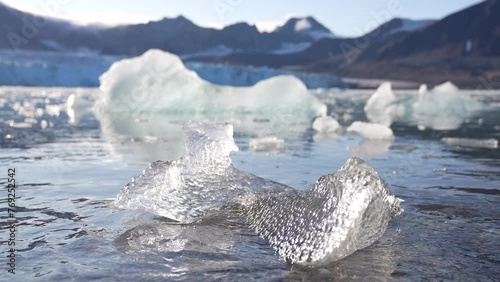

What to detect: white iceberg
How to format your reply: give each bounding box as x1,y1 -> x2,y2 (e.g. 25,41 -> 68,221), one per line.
364,82 -> 398,126
347,121 -> 394,140
364,81 -> 483,130
97,49 -> 326,119
115,121 -> 403,265
95,50 -> 327,145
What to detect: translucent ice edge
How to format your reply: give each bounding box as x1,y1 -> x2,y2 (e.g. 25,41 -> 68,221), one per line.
364,81 -> 484,130
115,121 -> 403,265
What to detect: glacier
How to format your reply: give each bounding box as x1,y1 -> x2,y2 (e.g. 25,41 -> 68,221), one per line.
185,62 -> 345,89
115,121 -> 403,265
364,81 -> 483,130
0,50 -> 342,89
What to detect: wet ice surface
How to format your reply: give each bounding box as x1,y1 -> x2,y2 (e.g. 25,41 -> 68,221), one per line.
115,122 -> 402,265
0,86 -> 499,280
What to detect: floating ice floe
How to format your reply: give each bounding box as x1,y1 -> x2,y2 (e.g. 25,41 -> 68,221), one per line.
95,50 -> 327,154
347,121 -> 394,140
313,116 -> 341,133
97,49 -> 325,122
441,137 -> 498,149
249,136 -> 285,154
364,81 -> 483,130
115,121 -> 402,265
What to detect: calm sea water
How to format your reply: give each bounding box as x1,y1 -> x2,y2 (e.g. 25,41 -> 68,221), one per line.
0,86 -> 499,281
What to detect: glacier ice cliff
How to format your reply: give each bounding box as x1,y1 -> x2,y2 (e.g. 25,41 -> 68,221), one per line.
185,62 -> 345,89
0,50 -> 342,89
115,121 -> 403,265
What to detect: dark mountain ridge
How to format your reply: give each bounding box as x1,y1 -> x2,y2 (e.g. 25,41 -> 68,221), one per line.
0,2 -> 335,55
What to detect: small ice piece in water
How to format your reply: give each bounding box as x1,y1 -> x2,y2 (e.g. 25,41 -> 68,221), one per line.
347,121 -> 394,140
441,137 -> 498,149
349,139 -> 393,157
115,121 -> 402,265
249,136 -> 285,153
313,116 -> 341,133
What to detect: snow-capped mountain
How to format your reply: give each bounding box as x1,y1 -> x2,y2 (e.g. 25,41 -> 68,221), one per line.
0,2 -> 335,56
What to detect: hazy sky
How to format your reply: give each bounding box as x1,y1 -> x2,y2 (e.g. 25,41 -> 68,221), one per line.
2,0 -> 483,37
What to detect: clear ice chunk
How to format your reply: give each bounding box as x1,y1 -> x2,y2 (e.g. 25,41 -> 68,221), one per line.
114,122 -> 290,222
247,157 -> 402,265
115,121 -> 403,265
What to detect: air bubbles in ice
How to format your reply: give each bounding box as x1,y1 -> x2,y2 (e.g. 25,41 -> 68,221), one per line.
115,121 -> 403,265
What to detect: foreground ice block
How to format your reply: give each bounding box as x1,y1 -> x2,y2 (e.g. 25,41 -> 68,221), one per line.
115,121 -> 402,265
114,122 -> 290,222
247,157 -> 402,264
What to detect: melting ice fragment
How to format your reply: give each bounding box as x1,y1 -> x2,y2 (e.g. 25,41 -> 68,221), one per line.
347,121 -> 394,140
247,157 -> 402,265
313,116 -> 341,133
114,122 -> 290,222
115,122 -> 402,265
441,137 -> 499,149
